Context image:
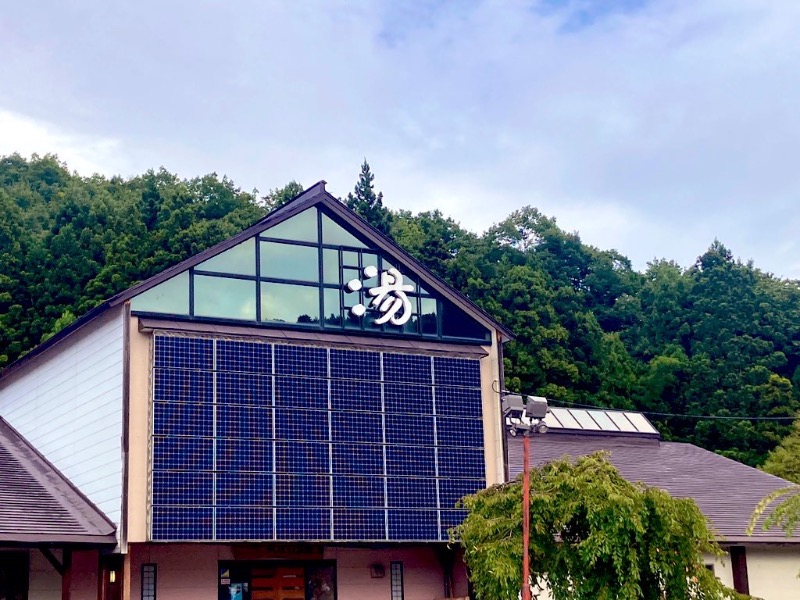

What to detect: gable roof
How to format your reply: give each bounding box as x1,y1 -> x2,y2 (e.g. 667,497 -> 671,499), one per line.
507,431 -> 799,544
1,182 -> 511,382
0,417 -> 117,544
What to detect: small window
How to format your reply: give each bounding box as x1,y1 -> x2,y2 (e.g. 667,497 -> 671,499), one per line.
260,241 -> 320,283
193,275 -> 256,321
390,561 -> 404,600
141,564 -> 157,600
261,282 -> 320,324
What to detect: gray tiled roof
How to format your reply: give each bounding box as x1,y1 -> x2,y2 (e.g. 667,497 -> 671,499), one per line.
508,432 -> 799,543
0,417 -> 117,544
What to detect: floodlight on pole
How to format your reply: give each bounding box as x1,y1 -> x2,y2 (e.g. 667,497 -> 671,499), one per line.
501,393 -> 549,600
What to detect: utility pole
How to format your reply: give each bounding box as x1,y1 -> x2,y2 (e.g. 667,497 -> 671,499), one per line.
521,429 -> 531,600
501,393 -> 548,600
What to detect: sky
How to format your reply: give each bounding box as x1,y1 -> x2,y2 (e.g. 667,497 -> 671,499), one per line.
2,0 -> 800,277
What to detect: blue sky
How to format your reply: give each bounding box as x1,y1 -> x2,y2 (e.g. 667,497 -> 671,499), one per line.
2,1 -> 800,277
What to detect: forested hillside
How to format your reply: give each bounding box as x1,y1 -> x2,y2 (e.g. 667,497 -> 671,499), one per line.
2,154 -> 799,466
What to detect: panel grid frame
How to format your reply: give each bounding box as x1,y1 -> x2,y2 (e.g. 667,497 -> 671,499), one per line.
149,333 -> 486,542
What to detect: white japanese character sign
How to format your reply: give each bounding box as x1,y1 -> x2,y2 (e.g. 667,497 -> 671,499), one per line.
346,265 -> 414,326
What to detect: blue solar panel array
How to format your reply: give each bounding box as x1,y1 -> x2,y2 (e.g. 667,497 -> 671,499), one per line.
150,335 -> 486,542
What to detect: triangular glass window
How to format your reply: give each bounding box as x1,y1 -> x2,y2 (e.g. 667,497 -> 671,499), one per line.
263,208 -> 319,243
130,203 -> 490,341
321,213 -> 367,248
130,271 -> 190,315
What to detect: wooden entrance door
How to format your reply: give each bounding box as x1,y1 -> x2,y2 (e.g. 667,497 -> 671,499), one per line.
250,566 -> 305,600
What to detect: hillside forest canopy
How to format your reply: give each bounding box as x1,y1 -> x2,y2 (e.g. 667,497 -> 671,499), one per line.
1,154 -> 799,467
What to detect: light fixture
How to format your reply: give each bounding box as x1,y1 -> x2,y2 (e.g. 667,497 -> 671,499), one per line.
109,570 -> 116,583
370,563 -> 386,578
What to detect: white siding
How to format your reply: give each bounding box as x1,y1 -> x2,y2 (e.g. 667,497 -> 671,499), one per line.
0,308 -> 125,524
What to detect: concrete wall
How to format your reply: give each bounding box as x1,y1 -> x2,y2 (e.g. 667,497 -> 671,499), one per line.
126,543 -> 464,600
0,308 -> 125,524
746,545 -> 800,599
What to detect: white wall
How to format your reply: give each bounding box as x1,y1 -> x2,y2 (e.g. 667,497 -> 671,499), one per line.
0,307 -> 125,524
746,545 -> 800,599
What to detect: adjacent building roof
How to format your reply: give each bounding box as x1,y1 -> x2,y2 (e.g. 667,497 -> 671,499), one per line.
0,417 -> 117,544
0,181 -> 512,382
507,409 -> 799,544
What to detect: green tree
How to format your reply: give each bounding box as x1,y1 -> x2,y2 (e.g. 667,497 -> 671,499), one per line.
262,180 -> 304,212
762,419 -> 800,483
456,452 -> 747,600
345,160 -> 392,235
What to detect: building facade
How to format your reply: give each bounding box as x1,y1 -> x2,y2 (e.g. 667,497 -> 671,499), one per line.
0,182 -> 512,600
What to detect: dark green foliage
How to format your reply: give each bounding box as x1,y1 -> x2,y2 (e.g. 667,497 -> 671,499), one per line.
456,453 -> 749,600
762,419 -> 800,483
262,181 -> 305,212
345,160 -> 393,235
1,154 -> 799,465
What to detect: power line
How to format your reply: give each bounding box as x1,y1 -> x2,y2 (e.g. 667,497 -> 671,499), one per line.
550,399 -> 798,422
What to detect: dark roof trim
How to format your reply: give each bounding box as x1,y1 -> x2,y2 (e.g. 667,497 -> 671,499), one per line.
0,417 -> 117,545
0,533 -> 119,544
137,317 -> 489,358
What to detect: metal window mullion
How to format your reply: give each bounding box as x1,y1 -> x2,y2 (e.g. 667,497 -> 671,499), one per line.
255,237 -> 262,322
211,339 -> 218,541
380,352 -> 389,540
327,348 -> 334,540
271,344 -> 277,540
431,356 -> 442,540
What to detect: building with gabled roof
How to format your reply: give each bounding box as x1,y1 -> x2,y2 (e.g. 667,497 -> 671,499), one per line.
507,406 -> 800,599
1,182 -> 510,600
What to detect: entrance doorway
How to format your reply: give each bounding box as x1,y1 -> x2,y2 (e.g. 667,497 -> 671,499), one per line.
218,561 -> 335,600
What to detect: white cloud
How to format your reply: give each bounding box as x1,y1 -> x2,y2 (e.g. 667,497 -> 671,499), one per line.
0,109 -> 127,176
2,1 -> 800,277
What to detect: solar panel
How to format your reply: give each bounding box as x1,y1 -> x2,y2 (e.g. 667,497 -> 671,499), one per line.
331,411 -> 383,444
217,339 -> 272,374
388,510 -> 438,541
154,336 -> 213,370
533,406 -> 660,436
387,477 -> 437,508
330,348 -> 381,381
385,414 -> 434,446
433,357 -> 481,388
150,334 -> 486,543
332,476 -> 385,508
624,412 -> 659,434
435,386 -> 482,418
331,380 -> 381,412
216,372 -> 271,405
275,376 -> 328,409
384,384 -> 433,415
216,473 -> 272,505
275,474 -> 331,506
274,345 -> 327,377
383,353 -> 432,385
333,508 -> 385,540
437,417 -> 483,448
439,478 -> 484,509
217,507 -> 273,540
275,508 -> 330,540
